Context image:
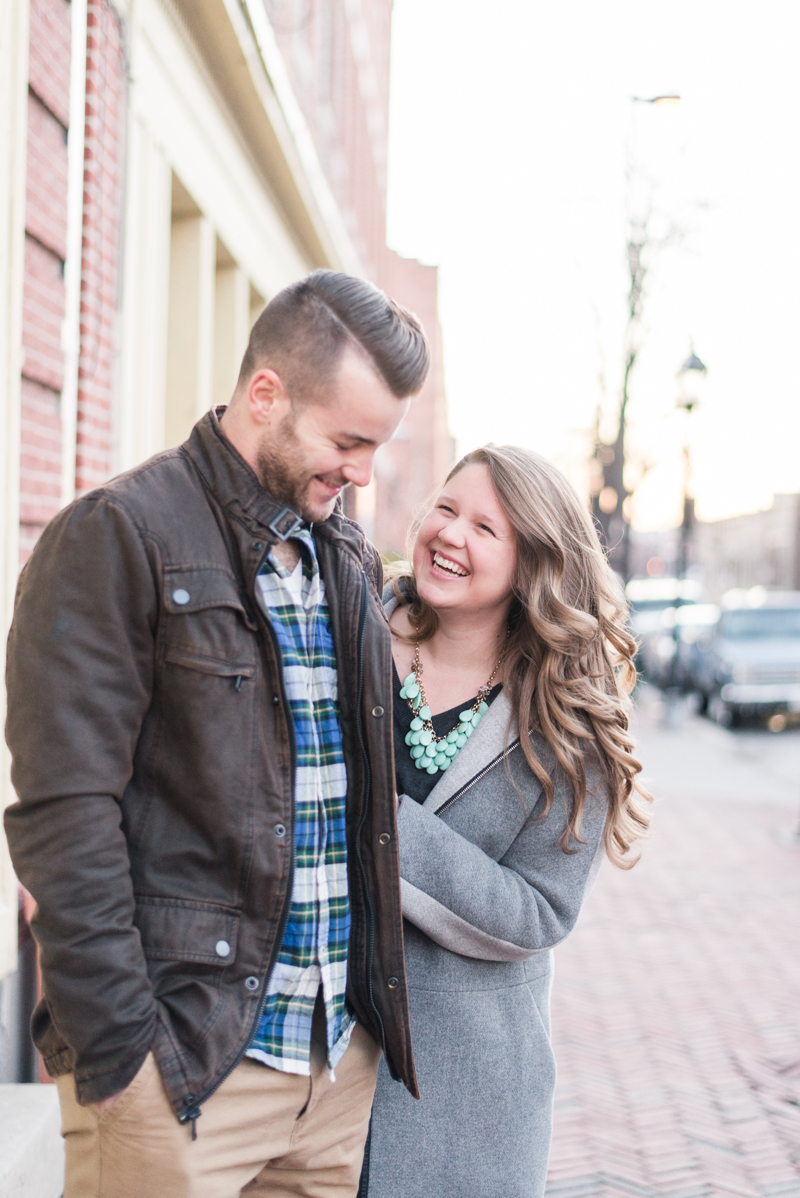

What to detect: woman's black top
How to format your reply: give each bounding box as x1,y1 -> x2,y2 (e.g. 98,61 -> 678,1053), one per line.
392,660 -> 502,805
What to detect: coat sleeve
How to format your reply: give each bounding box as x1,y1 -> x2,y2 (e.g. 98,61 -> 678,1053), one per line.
4,495 -> 160,1104
396,763 -> 608,962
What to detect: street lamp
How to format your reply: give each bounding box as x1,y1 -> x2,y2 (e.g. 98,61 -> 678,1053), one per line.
676,347 -> 707,583
662,348 -> 707,724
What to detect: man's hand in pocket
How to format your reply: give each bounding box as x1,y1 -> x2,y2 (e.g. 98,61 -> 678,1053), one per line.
92,1091 -> 122,1115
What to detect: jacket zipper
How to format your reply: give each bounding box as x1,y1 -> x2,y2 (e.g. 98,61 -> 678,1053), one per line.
353,572 -> 387,1056
434,739 -> 521,817
179,550 -> 297,1135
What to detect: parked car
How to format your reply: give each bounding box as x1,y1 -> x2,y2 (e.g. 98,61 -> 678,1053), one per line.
625,577 -> 705,684
692,589 -> 800,726
643,602 -> 720,692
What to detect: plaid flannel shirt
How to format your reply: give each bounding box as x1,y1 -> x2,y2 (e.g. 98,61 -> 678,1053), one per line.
246,527 -> 354,1076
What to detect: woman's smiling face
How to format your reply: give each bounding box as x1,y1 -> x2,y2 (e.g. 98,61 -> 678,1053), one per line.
413,463 -> 517,617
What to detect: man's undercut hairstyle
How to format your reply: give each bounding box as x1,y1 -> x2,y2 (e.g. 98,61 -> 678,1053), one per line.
238,270 -> 430,401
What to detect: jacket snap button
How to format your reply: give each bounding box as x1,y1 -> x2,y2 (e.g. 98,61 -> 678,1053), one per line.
215,940 -> 231,958
272,695 -> 280,706
387,976 -> 399,989
274,824 -> 286,838
172,588 -> 190,605
379,833 -> 391,845
252,542 -> 263,551
371,706 -> 384,718
245,976 -> 259,992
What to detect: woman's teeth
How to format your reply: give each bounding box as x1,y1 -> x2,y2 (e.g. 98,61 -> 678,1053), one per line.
433,552 -> 467,577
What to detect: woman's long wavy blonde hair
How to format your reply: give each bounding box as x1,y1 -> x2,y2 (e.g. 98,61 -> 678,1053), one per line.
391,444 -> 652,868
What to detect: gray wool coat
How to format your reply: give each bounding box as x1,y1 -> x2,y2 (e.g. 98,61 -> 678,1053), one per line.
362,598 -> 609,1198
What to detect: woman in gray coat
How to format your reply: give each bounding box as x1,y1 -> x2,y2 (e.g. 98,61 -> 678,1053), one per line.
360,445 -> 651,1198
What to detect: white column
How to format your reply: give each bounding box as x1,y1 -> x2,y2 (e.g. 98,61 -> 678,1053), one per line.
59,0 -> 87,506
165,214 -> 216,447
0,0 -> 30,980
116,116 -> 172,472
213,263 -> 250,407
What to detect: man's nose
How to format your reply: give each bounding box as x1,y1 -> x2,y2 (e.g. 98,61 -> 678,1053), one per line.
341,453 -> 374,489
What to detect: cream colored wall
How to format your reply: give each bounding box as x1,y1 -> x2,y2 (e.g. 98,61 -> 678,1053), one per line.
0,0 -> 30,981
165,213 -> 216,448
214,261 -> 251,409
117,0 -> 327,466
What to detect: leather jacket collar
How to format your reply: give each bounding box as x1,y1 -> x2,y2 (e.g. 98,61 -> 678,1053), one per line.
184,408 -> 365,559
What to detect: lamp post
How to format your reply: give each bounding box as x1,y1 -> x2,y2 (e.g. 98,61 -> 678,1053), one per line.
663,348 -> 707,724
675,348 -> 707,584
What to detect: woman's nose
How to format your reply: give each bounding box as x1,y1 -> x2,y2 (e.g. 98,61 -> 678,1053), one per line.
439,518 -> 466,546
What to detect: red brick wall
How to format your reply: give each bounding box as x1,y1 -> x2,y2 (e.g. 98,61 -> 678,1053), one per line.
268,1 -> 453,551
270,0 -> 393,281
20,0 -> 126,558
373,252 -> 454,556
75,0 -> 125,496
20,0 -> 71,562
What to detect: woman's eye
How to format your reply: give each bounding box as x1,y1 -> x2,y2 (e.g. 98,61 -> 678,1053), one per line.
438,504 -> 455,515
478,524 -> 495,536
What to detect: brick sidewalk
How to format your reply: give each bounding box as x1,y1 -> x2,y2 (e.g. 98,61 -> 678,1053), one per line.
546,720 -> 800,1198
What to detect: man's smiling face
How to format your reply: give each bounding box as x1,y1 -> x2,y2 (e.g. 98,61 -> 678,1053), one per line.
256,347 -> 409,523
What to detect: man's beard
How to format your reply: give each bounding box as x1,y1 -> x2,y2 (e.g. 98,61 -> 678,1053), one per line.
255,415 -> 345,524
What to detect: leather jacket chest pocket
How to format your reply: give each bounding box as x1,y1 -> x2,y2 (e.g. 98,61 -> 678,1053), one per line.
161,566 -> 257,679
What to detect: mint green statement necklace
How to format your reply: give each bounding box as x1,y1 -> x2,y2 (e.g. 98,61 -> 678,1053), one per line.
399,643 -> 504,776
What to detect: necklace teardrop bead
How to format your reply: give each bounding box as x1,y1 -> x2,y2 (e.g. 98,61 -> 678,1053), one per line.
400,639 -> 505,781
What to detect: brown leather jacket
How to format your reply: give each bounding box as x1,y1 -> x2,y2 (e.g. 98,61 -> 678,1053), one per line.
4,410 -> 416,1120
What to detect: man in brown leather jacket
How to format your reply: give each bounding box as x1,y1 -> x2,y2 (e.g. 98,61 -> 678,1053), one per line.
4,271 -> 427,1197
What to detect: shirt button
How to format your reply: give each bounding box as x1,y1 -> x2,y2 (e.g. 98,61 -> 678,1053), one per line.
387,977 -> 399,989
371,706 -> 385,718
274,824 -> 286,838
378,833 -> 391,845
215,940 -> 231,958
172,588 -> 190,605
245,976 -> 259,992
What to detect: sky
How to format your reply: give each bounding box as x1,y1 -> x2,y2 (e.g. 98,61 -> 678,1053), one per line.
385,0 -> 800,530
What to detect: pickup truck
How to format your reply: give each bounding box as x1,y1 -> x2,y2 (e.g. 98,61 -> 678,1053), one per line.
692,593 -> 800,727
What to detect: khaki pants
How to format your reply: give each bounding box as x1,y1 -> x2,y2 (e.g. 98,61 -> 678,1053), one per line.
56,1023 -> 380,1198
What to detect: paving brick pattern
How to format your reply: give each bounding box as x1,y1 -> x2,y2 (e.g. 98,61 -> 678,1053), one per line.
546,709 -> 800,1198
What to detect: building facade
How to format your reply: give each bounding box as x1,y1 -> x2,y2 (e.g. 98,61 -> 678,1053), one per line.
0,0 -> 450,1080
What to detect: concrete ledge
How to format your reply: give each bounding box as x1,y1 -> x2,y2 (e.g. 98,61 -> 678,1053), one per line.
0,1085 -> 64,1198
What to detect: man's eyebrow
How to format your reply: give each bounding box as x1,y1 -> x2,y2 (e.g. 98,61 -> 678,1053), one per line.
339,433 -> 377,446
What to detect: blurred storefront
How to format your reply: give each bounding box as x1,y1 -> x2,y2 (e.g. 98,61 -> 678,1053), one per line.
0,0 -> 451,1081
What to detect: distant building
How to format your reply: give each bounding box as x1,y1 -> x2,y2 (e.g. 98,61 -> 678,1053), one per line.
694,494 -> 800,600
0,0 -> 450,1080
627,494 -> 800,602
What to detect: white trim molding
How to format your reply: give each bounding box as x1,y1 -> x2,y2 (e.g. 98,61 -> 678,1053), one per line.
60,0 -> 88,507
0,0 -> 31,981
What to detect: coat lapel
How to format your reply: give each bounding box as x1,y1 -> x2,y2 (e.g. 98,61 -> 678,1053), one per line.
422,690 -> 516,811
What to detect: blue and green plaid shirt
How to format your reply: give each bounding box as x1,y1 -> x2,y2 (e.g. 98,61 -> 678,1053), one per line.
246,527 -> 354,1077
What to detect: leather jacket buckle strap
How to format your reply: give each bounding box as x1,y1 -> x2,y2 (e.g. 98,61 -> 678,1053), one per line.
270,508 -> 304,541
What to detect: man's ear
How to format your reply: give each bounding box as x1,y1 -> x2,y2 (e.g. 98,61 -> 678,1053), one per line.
247,368 -> 291,426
